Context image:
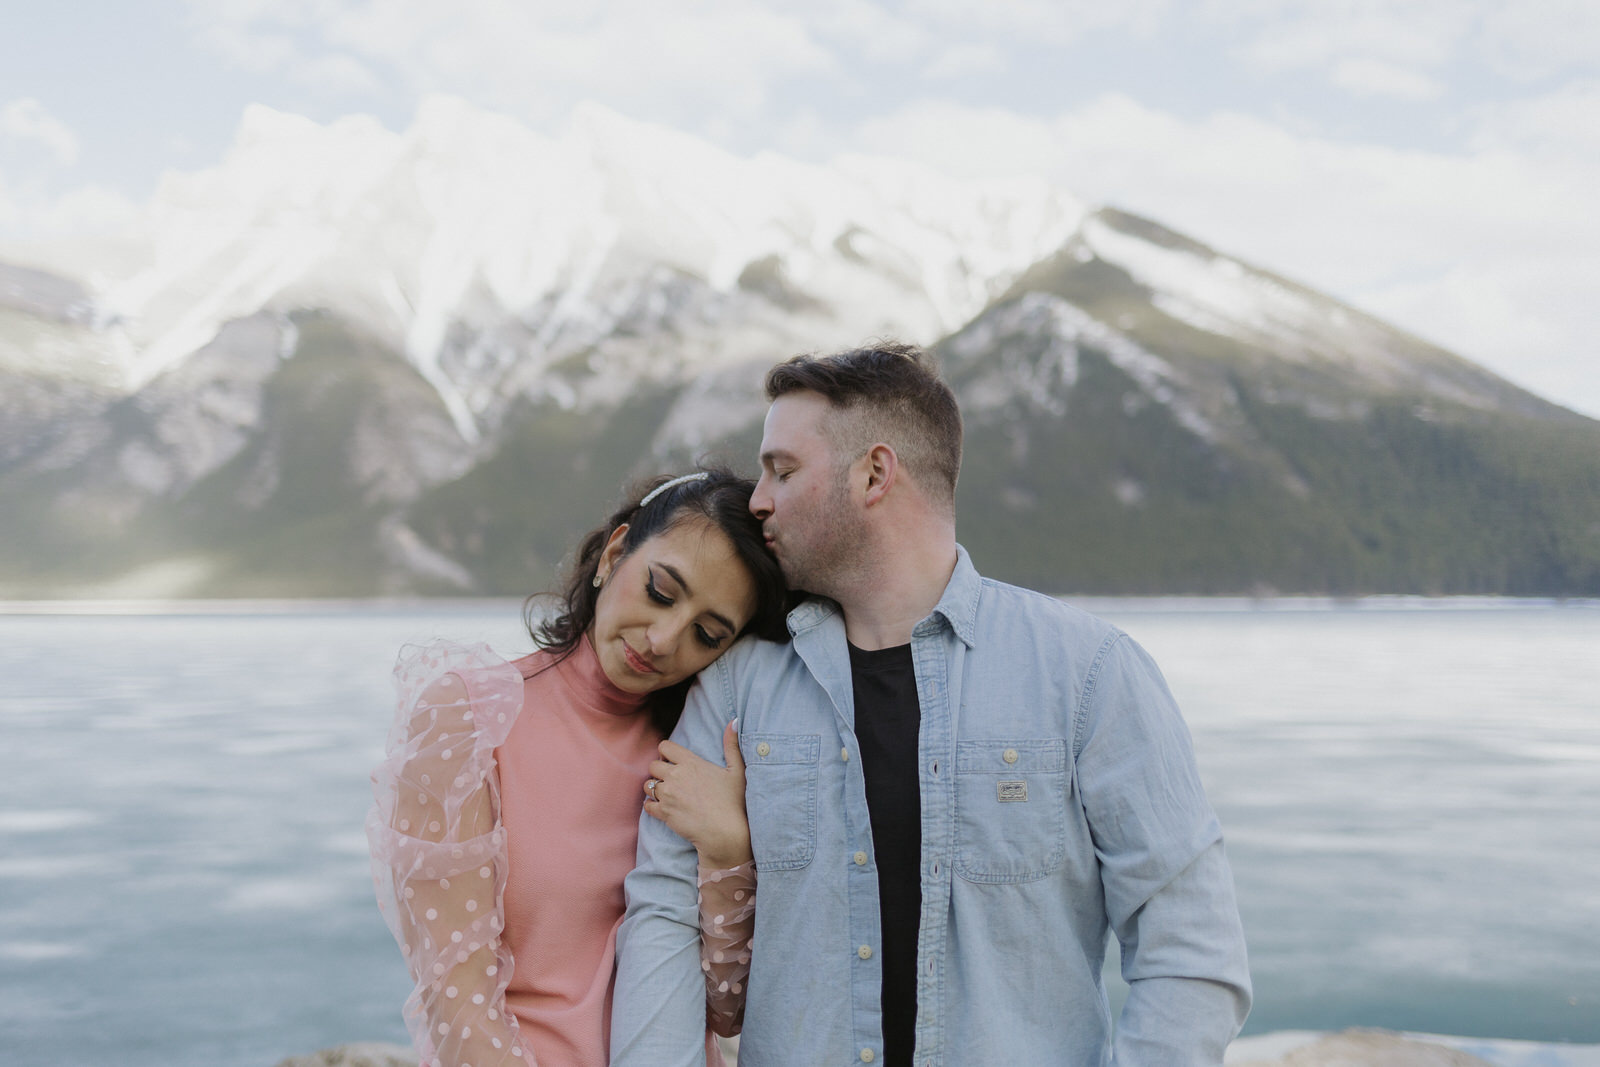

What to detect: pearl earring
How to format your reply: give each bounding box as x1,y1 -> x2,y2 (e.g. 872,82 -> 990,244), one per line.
592,573 -> 604,588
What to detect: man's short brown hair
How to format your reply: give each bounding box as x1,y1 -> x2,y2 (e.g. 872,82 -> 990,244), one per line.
765,341 -> 962,508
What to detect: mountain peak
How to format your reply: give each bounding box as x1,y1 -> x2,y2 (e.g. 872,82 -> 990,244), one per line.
30,98 -> 1086,411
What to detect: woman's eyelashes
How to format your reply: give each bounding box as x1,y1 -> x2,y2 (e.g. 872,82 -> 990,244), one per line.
646,569 -> 728,650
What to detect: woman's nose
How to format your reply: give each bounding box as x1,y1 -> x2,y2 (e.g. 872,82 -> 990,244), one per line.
646,620 -> 681,657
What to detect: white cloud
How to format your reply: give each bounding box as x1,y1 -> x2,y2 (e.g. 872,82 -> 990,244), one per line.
1204,0 -> 1600,98
905,0 -> 1172,44
25,183 -> 141,235
1,98 -> 80,166
923,42 -> 1005,80
1478,0 -> 1600,79
806,0 -> 935,65
0,177 -> 140,261
286,52 -> 384,95
1469,80 -> 1600,159
185,0 -> 835,130
1215,0 -> 1462,73
1330,58 -> 1445,100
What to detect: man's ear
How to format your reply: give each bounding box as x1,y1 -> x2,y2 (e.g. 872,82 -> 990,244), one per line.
596,523 -> 630,582
862,443 -> 898,507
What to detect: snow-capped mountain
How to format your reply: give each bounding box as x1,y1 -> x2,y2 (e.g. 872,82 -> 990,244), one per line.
6,97 -> 1083,443
2,100 -> 1597,599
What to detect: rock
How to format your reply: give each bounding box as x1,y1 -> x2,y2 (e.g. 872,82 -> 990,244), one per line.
1232,1029 -> 1496,1066
271,1042 -> 418,1067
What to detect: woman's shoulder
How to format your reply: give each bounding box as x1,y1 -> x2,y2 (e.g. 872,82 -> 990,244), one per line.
392,640 -> 527,744
394,638 -> 516,685
507,646 -> 558,681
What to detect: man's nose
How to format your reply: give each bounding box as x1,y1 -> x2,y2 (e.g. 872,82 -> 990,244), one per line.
750,474 -> 773,519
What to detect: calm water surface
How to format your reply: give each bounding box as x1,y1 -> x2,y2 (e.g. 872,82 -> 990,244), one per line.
0,601 -> 1596,1066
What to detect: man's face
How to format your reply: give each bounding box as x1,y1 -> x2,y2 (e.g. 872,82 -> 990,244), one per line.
750,391 -> 865,594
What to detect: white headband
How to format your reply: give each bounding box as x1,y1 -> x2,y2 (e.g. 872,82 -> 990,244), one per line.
639,471 -> 711,507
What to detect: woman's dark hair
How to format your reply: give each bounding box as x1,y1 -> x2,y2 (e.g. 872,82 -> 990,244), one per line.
522,467 -> 789,735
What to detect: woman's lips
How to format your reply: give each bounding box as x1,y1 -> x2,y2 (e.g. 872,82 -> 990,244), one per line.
623,642 -> 658,674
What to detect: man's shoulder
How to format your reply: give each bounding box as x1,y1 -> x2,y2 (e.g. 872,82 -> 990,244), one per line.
972,574 -> 1125,650
713,632 -> 800,672
693,632 -> 802,701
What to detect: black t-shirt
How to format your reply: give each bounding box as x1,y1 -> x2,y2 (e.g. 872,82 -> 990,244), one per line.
849,641 -> 922,1067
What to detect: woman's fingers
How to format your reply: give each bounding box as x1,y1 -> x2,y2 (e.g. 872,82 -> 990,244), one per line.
722,720 -> 744,774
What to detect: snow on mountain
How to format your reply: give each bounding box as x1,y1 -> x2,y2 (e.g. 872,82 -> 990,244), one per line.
13,97 -> 1085,442
1077,212 -> 1466,393
943,289 -> 1220,442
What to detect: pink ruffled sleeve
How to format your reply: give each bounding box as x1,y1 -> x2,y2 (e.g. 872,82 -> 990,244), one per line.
366,641 -> 533,1067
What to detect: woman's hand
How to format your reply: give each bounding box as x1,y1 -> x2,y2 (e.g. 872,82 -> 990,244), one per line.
644,721 -> 753,869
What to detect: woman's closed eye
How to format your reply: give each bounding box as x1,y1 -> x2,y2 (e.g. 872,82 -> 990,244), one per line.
695,624 -> 728,651
648,570 -> 729,650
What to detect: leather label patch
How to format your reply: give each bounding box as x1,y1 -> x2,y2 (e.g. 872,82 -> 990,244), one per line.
997,780 -> 1028,803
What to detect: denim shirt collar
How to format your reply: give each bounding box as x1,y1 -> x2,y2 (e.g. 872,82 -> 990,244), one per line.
784,544 -> 980,650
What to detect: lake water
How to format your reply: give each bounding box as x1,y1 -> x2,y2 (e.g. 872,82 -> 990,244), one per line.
1,600 -> 1597,1066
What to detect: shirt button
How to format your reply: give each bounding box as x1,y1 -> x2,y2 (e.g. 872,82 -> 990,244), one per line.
858,944 -> 873,960
1003,748 -> 1019,764
841,746 -> 850,762
854,851 -> 868,866
860,1050 -> 875,1063
756,742 -> 771,757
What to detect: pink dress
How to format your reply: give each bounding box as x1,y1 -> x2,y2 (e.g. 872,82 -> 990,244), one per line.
367,636 -> 752,1067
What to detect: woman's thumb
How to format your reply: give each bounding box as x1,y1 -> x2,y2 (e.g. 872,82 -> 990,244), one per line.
723,719 -> 745,772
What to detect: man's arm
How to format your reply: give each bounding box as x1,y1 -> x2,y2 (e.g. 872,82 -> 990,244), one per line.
1075,634 -> 1251,1066
610,658 -> 737,1066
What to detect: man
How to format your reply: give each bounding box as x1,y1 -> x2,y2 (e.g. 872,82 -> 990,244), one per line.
613,342 -> 1251,1066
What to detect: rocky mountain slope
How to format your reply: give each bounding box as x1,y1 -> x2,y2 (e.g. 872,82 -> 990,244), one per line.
2,101 -> 1596,598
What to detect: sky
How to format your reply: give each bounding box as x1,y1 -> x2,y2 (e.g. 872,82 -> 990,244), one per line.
2,0 -> 1597,417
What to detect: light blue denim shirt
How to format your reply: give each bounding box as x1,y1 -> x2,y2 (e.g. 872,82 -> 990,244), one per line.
613,547 -> 1251,1066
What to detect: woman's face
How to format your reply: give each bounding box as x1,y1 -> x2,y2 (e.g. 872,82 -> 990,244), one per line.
590,517 -> 760,695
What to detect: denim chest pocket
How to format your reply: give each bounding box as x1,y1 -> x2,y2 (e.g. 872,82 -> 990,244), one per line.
954,739 -> 1069,883
742,732 -> 820,872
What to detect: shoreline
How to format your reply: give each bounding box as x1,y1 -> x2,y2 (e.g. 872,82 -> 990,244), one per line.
1227,1030 -> 1600,1066
4,594 -> 1598,616
273,1031 -> 1600,1067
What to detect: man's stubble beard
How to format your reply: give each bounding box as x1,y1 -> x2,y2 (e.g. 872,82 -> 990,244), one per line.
779,468 -> 871,602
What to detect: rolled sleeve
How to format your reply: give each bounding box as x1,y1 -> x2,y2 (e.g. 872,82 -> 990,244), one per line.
1075,634 -> 1251,1065
610,657 -> 737,1067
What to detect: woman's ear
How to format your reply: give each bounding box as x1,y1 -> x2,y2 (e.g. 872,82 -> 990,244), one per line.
596,523 -> 631,584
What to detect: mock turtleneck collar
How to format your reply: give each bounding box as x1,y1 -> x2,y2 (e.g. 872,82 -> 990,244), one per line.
552,632 -> 651,718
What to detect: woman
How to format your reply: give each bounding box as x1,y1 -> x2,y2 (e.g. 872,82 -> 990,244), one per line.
367,470 -> 783,1066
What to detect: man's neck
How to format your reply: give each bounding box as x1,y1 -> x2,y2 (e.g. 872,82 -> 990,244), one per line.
837,534 -> 958,651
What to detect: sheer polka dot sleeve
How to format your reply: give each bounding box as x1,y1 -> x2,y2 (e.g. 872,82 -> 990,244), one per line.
697,860 -> 756,1037
367,641 -> 534,1067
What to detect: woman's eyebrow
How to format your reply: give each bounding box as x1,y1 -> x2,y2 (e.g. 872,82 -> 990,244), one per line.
659,562 -> 736,633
